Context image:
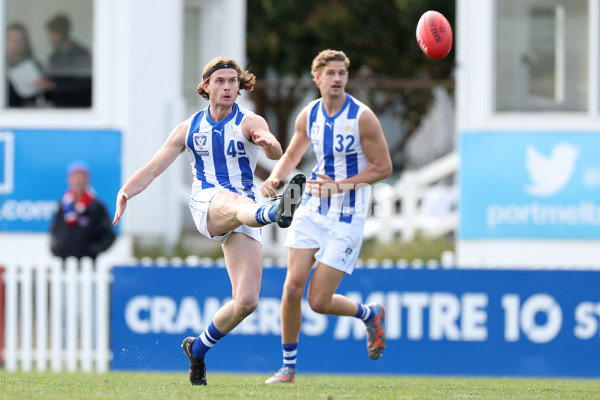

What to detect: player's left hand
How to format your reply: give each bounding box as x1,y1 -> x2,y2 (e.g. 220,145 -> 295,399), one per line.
307,173 -> 339,197
250,129 -> 273,151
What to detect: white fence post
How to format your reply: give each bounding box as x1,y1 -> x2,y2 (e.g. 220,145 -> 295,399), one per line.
65,257 -> 78,372
5,259 -> 17,371
50,258 -> 63,372
20,261 -> 33,371
80,258 -> 94,372
35,259 -> 48,371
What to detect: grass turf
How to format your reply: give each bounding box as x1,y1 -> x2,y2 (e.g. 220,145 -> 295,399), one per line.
1,371 -> 600,399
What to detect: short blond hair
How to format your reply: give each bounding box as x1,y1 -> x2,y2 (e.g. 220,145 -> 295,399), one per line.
197,56 -> 256,100
311,49 -> 350,83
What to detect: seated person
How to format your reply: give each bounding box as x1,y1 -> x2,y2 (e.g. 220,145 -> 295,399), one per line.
37,14 -> 92,108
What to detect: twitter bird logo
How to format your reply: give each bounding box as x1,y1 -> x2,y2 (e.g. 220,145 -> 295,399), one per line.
525,142 -> 579,197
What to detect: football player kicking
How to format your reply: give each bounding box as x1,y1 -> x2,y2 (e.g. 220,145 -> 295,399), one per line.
113,55 -> 306,385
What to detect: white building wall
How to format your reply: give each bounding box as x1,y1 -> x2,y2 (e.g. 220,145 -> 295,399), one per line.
456,0 -> 600,268
115,0 -> 185,246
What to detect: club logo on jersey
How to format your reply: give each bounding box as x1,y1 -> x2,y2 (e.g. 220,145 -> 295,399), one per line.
310,124 -> 320,145
192,132 -> 210,157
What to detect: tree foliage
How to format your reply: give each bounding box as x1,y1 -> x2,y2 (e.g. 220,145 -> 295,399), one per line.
247,0 -> 455,79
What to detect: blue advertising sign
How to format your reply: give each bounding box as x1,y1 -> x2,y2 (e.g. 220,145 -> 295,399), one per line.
0,129 -> 121,232
111,266 -> 600,377
460,132 -> 600,238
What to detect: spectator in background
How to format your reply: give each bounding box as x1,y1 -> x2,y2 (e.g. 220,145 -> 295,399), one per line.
50,162 -> 115,260
5,23 -> 44,107
37,14 -> 92,108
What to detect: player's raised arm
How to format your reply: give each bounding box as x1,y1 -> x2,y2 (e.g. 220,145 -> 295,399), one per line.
243,114 -> 282,160
113,121 -> 188,225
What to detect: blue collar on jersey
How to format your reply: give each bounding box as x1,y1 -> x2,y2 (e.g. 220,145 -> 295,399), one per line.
206,103 -> 239,129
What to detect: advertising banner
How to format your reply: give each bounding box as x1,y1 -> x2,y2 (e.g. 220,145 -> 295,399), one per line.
111,266 -> 600,377
0,129 -> 121,232
460,132 -> 600,238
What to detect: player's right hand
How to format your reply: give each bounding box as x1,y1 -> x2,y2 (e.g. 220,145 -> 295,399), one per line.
260,178 -> 279,198
113,192 -> 129,226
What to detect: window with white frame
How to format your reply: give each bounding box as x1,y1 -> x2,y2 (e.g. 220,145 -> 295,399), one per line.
495,0 -> 588,112
5,0 -> 93,109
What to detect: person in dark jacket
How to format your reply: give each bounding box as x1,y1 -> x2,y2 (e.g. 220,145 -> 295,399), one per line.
50,162 -> 115,260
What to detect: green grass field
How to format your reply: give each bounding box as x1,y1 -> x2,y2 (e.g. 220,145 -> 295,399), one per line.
2,371 -> 600,400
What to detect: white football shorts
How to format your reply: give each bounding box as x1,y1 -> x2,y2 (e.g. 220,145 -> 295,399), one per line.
284,206 -> 364,274
189,187 -> 262,247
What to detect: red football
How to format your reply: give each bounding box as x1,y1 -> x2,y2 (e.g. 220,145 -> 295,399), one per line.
416,10 -> 453,60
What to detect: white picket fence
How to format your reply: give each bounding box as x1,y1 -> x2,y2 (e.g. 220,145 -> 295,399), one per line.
365,151 -> 459,243
2,257 -> 111,372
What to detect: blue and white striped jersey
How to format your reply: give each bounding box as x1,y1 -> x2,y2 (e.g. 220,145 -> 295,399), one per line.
185,103 -> 259,200
303,93 -> 372,224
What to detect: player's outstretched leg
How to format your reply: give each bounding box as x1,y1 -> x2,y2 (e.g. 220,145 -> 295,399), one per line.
276,173 -> 306,228
181,337 -> 207,385
364,303 -> 387,360
265,366 -> 296,384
